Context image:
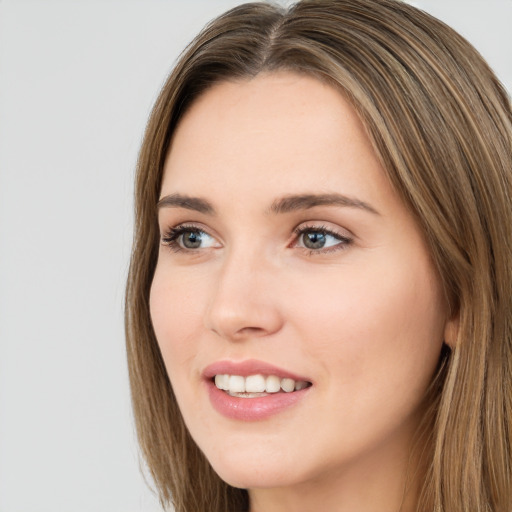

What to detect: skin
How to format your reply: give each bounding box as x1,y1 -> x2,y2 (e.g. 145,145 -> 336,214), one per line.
150,72 -> 457,512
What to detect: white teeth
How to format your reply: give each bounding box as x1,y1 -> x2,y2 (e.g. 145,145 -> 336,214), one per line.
245,374 -> 266,393
214,374 -> 229,390
294,380 -> 308,391
214,374 -> 310,394
229,375 -> 245,393
266,375 -> 281,393
281,378 -> 295,393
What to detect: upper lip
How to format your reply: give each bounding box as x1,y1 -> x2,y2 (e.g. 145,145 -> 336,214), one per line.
203,359 -> 312,383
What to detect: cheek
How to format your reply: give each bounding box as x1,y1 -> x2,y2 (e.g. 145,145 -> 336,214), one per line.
289,254 -> 446,397
149,264 -> 207,382
275,259 -> 446,466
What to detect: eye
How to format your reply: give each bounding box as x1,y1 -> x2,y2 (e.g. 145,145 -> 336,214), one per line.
294,225 -> 352,253
161,225 -> 219,251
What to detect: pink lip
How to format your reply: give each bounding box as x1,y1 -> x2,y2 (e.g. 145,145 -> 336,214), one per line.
203,359 -> 312,422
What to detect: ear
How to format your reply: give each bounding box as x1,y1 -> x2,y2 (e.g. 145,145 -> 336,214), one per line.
443,312 -> 459,349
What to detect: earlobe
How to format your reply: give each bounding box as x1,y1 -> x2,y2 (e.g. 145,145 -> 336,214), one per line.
443,312 -> 459,349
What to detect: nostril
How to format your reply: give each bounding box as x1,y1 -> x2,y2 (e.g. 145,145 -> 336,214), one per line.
235,326 -> 267,337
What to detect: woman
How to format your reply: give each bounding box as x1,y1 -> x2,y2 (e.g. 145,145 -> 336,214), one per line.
125,1 -> 512,511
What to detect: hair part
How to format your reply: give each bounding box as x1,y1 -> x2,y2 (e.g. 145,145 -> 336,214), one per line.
125,1 -> 512,510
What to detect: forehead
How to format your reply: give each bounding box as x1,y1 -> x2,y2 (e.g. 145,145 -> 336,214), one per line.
161,72 -> 390,207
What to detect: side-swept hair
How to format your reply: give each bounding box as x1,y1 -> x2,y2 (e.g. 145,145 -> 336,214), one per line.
125,1 -> 512,510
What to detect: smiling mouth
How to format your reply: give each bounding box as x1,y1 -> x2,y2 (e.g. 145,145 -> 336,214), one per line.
214,374 -> 312,398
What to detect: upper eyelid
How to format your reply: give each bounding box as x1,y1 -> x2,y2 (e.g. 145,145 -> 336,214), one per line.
161,221 -> 214,236
293,221 -> 354,238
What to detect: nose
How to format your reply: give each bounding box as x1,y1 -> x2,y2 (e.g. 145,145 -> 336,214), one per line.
204,249 -> 284,342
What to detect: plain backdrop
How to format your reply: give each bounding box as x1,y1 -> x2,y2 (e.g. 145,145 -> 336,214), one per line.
0,1 -> 510,511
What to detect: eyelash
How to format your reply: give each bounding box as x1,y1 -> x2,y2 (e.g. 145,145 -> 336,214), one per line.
161,224 -> 207,253
293,224 -> 353,255
160,223 -> 353,255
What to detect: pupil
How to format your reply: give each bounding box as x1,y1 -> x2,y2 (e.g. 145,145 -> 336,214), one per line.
183,231 -> 201,249
304,232 -> 326,249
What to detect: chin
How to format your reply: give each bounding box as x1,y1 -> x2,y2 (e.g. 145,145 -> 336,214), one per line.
213,464 -> 295,490
203,444 -> 311,490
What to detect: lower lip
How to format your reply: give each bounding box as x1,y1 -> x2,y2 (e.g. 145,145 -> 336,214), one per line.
206,380 -> 311,421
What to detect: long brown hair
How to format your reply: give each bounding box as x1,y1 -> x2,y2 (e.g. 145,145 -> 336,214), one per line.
125,1 -> 512,510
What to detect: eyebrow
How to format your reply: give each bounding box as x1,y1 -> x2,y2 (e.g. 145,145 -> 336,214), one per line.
156,192 -> 379,216
157,193 -> 215,215
268,193 -> 380,215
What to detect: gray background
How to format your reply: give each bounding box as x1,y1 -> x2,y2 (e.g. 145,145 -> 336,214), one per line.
0,1 -> 510,511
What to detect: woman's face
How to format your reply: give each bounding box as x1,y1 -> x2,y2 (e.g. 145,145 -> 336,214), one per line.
150,73 -> 454,498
